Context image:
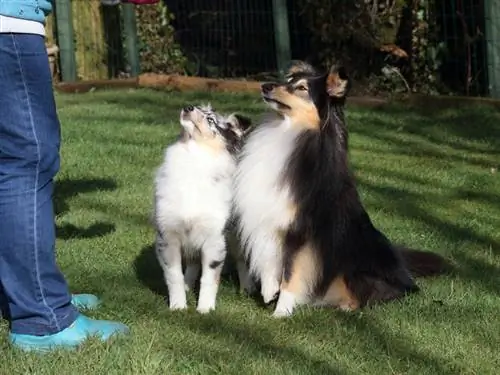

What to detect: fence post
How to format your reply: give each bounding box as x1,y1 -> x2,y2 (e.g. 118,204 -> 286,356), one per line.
485,0 -> 500,98
272,0 -> 291,76
54,0 -> 77,82
122,3 -> 140,77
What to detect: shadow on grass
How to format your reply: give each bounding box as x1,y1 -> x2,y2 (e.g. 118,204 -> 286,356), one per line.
170,314 -> 345,374
364,103 -> 500,154
359,177 -> 499,252
353,166 -> 500,296
133,244 -> 257,302
343,103 -> 500,294
165,307 -> 467,374
57,222 -> 116,240
67,265 -> 497,374
134,244 -> 167,297
54,178 -> 117,240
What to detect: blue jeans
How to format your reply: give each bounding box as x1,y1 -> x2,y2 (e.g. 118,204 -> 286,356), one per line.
0,34 -> 79,335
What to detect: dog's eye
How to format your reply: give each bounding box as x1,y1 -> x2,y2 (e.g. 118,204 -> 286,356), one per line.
296,85 -> 308,91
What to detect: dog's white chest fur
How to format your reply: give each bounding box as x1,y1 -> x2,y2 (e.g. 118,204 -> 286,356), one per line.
155,140 -> 234,248
233,117 -> 300,302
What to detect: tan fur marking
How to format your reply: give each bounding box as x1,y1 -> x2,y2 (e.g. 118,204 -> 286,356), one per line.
322,276 -> 360,311
276,202 -> 298,248
281,244 -> 320,302
178,127 -> 224,152
287,202 -> 297,221
181,107 -> 226,153
326,72 -> 348,98
193,135 -> 226,154
275,200 -> 298,239
270,86 -> 320,130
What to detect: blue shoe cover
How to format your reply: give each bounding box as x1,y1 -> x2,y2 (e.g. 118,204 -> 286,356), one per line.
71,294 -> 100,310
9,314 -> 129,352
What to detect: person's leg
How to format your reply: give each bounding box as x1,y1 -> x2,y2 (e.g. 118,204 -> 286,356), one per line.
0,32 -> 78,336
0,33 -> 128,351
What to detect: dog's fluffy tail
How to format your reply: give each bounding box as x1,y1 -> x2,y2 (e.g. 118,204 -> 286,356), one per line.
398,247 -> 451,277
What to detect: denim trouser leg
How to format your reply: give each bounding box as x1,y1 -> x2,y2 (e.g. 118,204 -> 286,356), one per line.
0,34 -> 79,335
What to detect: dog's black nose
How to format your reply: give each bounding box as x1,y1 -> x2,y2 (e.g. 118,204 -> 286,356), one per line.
261,82 -> 277,94
184,105 -> 194,112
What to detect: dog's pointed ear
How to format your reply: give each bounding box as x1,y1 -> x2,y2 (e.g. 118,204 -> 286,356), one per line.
326,66 -> 349,98
227,114 -> 252,132
285,60 -> 316,79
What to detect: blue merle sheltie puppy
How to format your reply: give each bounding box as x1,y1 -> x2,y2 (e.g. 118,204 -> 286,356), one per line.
233,61 -> 449,317
154,104 -> 253,314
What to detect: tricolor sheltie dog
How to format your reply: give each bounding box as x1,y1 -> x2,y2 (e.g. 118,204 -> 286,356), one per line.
233,61 -> 449,317
154,104 -> 252,313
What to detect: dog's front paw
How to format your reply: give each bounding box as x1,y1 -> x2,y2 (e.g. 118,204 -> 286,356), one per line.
272,290 -> 296,318
168,293 -> 188,311
272,307 -> 293,318
169,301 -> 188,311
196,304 -> 215,314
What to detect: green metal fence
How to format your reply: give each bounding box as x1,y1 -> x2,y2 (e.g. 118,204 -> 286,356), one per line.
52,0 -> 500,98
164,0 -> 280,78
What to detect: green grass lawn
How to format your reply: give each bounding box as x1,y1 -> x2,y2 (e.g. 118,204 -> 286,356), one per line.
1,89 -> 499,375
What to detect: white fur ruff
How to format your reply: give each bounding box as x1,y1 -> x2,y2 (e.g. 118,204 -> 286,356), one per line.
233,116 -> 300,304
154,139 -> 235,313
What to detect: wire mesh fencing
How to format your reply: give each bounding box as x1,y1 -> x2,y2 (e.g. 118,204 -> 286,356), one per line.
50,0 -> 495,97
437,0 -> 488,96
